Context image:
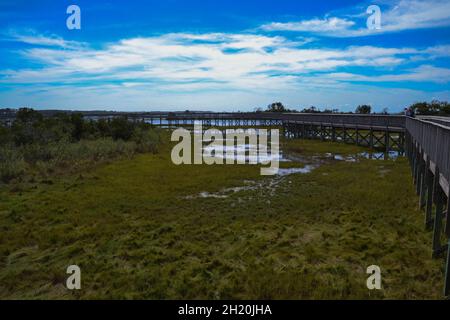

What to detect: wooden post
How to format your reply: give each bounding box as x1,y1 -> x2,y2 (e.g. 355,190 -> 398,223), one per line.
433,191 -> 444,258
385,128 -> 390,152
413,145 -> 419,184
320,123 -> 324,141
416,151 -> 423,196
446,193 -> 450,237
419,158 -> 429,209
399,132 -> 405,154
433,167 -> 441,205
425,167 -> 434,230
432,186 -> 444,258
369,128 -> 374,149
356,126 -> 360,146
416,157 -> 421,196
445,239 -> 450,296
343,126 -> 347,143
444,193 -> 450,295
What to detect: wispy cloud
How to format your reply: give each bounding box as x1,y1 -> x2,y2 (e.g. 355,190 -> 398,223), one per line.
260,0 -> 450,37
1,24 -> 449,111
261,17 -> 355,32
2,29 -> 86,49
327,65 -> 450,83
3,31 -> 446,91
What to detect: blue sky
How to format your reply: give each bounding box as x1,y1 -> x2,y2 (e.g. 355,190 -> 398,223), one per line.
0,0 -> 449,112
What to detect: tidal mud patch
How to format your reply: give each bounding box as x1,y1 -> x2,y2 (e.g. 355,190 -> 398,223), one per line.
185,143 -> 399,200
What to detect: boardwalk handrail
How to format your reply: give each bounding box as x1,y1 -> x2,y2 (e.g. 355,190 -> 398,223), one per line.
406,117 -> 450,192
1,111 -> 407,130
406,116 -> 450,296
164,112 -> 406,129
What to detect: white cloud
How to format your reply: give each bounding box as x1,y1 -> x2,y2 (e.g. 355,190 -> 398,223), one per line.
3,29 -> 85,49
327,65 -> 450,83
1,29 -> 449,111
260,0 -> 450,37
425,45 -> 450,58
1,32 -> 428,89
261,17 -> 355,32
381,0 -> 450,32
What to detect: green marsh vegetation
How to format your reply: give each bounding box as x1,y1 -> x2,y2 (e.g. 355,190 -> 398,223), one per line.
0,113 -> 444,299
0,108 -> 162,184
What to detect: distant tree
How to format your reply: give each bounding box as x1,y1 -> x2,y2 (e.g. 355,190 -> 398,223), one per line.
430,100 -> 450,115
355,105 -> 372,114
430,100 -> 442,114
411,102 -> 431,115
409,100 -> 450,115
441,102 -> 450,115
266,102 -> 287,113
110,116 -> 134,141
300,106 -> 319,113
69,113 -> 84,141
15,108 -> 43,123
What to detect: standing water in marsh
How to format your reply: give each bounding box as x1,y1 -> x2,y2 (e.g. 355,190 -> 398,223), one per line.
185,132 -> 400,199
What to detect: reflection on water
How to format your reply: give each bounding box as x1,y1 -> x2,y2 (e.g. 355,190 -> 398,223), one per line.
202,143 -> 289,164
325,151 -> 400,162
360,151 -> 401,160
276,165 -> 316,176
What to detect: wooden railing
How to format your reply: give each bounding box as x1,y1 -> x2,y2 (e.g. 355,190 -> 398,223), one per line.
1,111 -> 407,130
405,117 -> 450,296
406,117 -> 450,194
165,112 -> 406,129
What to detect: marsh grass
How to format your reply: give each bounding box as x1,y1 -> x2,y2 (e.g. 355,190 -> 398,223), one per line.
0,133 -> 163,184
0,110 -> 164,184
0,138 -> 444,299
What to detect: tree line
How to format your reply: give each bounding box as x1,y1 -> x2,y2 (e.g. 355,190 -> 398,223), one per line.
260,100 -> 450,115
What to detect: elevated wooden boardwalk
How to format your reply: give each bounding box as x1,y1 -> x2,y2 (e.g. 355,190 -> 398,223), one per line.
134,113 -> 406,153
405,117 -> 450,296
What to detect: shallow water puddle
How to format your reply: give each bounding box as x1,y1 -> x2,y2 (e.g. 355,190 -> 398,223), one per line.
185,142 -> 400,200
325,151 -> 400,162
200,137 -> 290,164
185,164 -> 316,199
276,165 -> 316,176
